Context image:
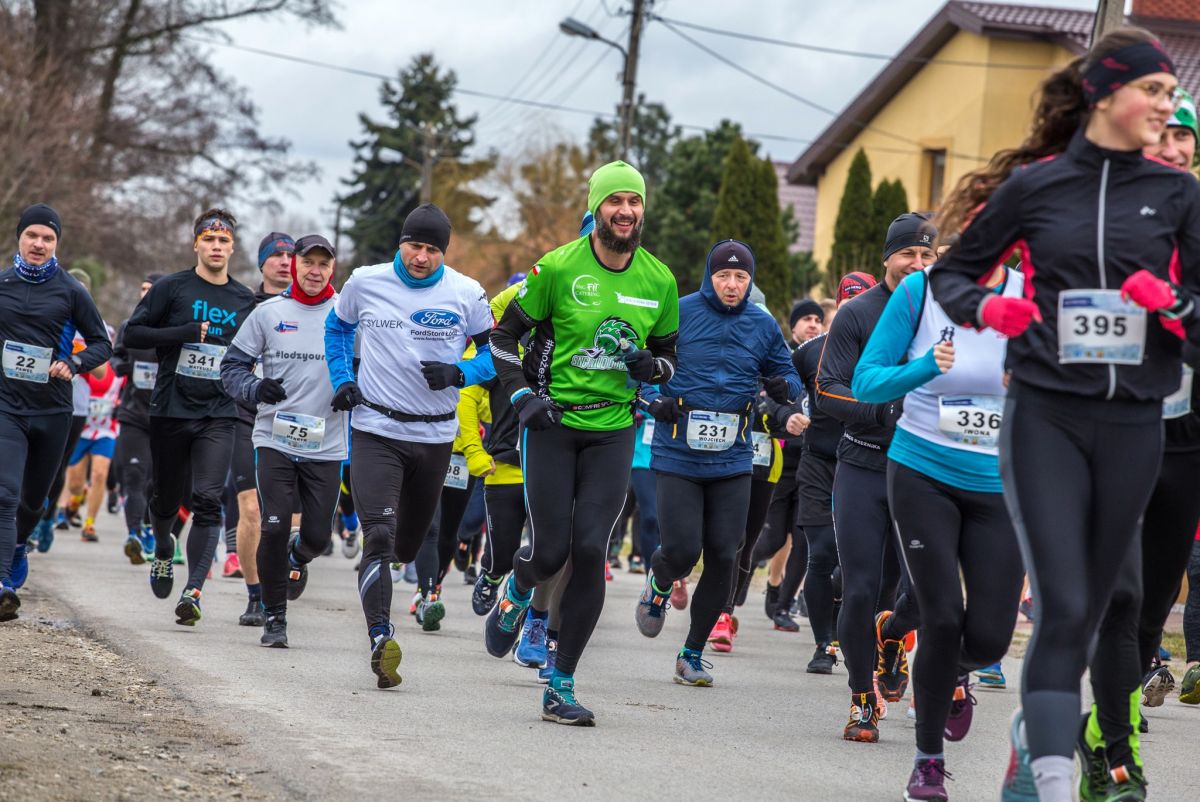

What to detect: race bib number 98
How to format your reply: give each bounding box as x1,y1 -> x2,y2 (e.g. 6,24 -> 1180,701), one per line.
444,453 -> 469,489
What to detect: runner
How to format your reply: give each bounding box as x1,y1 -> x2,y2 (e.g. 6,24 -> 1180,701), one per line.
1,204 -> 111,619
112,275 -> 162,563
929,29 -> 1199,802
818,214 -> 933,742
222,234 -> 346,648
795,272 -> 878,674
853,255 -> 1025,800
1183,525 -> 1200,704
1079,87 -> 1200,802
324,202 -> 493,689
64,357 -> 123,543
489,161 -> 678,724
124,208 -> 257,626
634,238 -> 800,688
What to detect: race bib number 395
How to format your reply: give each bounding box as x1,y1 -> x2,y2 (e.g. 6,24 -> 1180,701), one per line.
177,343 -> 226,380
2,341 -> 52,383
1058,289 -> 1145,365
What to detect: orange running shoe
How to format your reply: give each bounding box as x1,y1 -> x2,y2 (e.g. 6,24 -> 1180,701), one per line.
874,610 -> 910,703
843,692 -> 881,742
708,612 -> 734,653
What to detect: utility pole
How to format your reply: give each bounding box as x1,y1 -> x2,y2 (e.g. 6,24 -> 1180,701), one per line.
618,0 -> 648,160
420,122 -> 437,205
1091,0 -> 1124,47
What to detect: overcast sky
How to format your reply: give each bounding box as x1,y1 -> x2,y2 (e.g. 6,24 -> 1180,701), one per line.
211,0 -> 1099,239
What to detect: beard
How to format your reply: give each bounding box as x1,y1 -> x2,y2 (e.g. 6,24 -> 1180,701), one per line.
595,211 -> 643,254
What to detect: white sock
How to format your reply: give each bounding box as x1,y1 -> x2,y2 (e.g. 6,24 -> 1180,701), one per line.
1030,756 -> 1074,802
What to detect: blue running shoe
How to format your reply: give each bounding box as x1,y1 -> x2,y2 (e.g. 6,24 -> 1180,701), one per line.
485,577 -> 531,658
542,675 -> 595,726
138,526 -> 155,560
10,544 -> 28,589
1158,644 -> 1172,662
1000,709 -> 1038,801
975,661 -> 1007,689
124,534 -> 146,566
514,612 -> 548,668
149,558 -> 174,599
537,639 -> 558,684
35,518 -> 54,553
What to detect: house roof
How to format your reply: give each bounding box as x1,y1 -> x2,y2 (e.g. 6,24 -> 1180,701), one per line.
787,1 -> 1200,185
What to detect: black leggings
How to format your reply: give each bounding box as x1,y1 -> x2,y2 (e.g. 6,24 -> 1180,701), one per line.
254,448 -> 341,612
338,463 -> 355,517
1186,539 -> 1200,664
0,410 -> 71,583
889,461 -> 1023,755
43,415 -> 85,522
751,469 -> 798,563
1001,381 -> 1162,762
483,483 -> 527,579
1091,446 -> 1200,765
414,477 -> 475,594
352,431 -> 452,636
117,423 -> 152,534
653,472 -> 752,652
727,477 -> 777,613
834,460 -> 919,694
514,423 -> 634,676
800,453 -> 839,645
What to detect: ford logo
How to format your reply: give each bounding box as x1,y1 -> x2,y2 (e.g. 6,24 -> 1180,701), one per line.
410,309 -> 461,329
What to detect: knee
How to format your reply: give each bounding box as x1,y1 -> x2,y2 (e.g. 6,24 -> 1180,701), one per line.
659,540 -> 702,575
238,491 -> 260,519
963,625 -> 1013,667
573,539 -> 608,569
920,605 -> 965,646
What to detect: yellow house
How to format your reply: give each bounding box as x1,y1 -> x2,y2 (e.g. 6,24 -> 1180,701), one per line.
788,0 -> 1200,270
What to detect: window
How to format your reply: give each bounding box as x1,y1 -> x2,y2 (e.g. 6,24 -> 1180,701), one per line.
925,149 -> 947,209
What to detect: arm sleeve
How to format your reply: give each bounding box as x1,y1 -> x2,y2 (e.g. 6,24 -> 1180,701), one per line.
123,281 -> 202,349
490,298 -> 538,400
221,344 -> 261,404
646,280 -> 681,384
325,309 -> 358,391
457,385 -> 492,475
853,274 -> 941,403
458,330 -> 495,387
111,322 -> 132,377
928,172 -> 1025,326
69,285 -> 113,372
814,305 -> 888,424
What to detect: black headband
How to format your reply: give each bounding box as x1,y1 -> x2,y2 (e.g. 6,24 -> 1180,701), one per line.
1082,41 -> 1176,107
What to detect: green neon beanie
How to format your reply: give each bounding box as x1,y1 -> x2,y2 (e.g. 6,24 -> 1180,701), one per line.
587,160 -> 646,217
1169,88 -> 1199,144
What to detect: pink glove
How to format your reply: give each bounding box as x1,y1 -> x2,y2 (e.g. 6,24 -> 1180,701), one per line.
980,295 -> 1041,337
1120,269 -> 1178,313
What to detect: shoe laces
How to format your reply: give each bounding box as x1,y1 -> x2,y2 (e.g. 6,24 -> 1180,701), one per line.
150,559 -> 172,580
551,680 -> 580,706
914,758 -> 950,786
950,679 -> 977,715
680,650 -> 712,673
1083,745 -> 1108,792
525,617 -> 547,648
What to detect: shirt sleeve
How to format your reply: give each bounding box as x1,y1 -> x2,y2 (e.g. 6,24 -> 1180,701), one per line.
230,306 -> 267,362
853,273 -> 941,403
70,283 -> 114,372
815,303 -> 888,425
651,277 -> 680,338
124,278 -> 201,349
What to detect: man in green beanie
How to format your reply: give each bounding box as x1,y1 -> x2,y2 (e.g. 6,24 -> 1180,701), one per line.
488,160 -> 679,725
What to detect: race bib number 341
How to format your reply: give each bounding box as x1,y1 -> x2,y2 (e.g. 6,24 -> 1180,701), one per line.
1058,289 -> 1145,365
177,343 -> 226,380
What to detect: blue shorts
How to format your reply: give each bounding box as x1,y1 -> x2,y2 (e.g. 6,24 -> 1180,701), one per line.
70,436 -> 116,464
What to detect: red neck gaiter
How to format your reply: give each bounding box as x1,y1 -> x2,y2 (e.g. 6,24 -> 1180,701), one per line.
287,254 -> 334,306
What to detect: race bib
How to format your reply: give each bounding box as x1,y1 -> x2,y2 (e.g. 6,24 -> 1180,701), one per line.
1058,289 -> 1146,365
2,341 -> 52,383
685,410 -> 739,452
132,361 -> 158,390
444,453 -> 469,489
177,343 -> 226,380
938,395 -> 1004,448
271,412 -> 325,452
1163,366 -> 1194,420
641,419 -> 656,445
88,397 -> 115,420
752,431 -> 772,466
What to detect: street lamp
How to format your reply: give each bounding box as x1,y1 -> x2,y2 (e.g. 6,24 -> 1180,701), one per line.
559,16 -> 633,159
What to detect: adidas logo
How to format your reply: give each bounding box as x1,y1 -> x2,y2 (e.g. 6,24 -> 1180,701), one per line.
727,254 -> 739,263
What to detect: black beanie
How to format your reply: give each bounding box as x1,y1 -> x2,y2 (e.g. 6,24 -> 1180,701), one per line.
400,203 -> 452,253
17,203 -> 62,239
789,299 -> 824,328
883,213 -> 937,260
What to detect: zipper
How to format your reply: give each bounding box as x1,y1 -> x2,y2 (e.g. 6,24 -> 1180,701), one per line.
1096,158 -> 1116,400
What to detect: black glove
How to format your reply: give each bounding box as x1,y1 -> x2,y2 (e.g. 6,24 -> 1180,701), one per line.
420,360 -> 463,391
878,398 -> 904,429
646,396 -> 680,424
256,377 -> 288,404
513,393 -> 562,431
764,376 -> 792,404
623,348 -> 656,382
331,381 -> 364,412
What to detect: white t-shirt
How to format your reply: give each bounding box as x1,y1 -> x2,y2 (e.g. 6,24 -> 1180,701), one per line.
333,262 -> 492,444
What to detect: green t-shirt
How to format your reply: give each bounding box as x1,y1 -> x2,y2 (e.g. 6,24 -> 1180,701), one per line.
514,236 -> 679,431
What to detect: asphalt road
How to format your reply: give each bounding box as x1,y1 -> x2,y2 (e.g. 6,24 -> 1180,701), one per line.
22,515 -> 1200,801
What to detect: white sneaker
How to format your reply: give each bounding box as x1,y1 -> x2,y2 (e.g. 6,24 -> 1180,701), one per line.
342,527 -> 361,559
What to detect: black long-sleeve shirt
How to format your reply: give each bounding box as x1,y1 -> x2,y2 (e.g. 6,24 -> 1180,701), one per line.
125,268 -> 256,419
111,319 -> 156,428
0,267 -> 111,415
793,332 -> 842,460
930,129 -> 1200,402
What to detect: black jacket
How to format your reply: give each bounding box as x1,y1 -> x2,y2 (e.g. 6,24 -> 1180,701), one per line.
930,129 -> 1200,403
111,319 -> 156,428
793,332 -> 841,460
814,283 -> 903,472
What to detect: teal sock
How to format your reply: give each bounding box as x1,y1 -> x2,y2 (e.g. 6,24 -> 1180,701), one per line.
550,669 -> 574,690
679,646 -> 702,658
506,576 -> 532,603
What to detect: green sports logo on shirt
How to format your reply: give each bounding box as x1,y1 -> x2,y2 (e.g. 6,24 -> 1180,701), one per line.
570,316 -> 639,371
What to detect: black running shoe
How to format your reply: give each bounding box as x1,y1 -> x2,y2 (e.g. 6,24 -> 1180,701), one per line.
322,537 -> 334,557
106,490 -> 119,515
806,643 -> 837,674
472,572 -> 502,616
174,589 -> 202,626
261,614 -> 288,648
764,583 -> 780,619
772,610 -> 800,632
454,540 -> 471,572
239,598 -> 266,627
286,533 -> 308,601
149,559 -> 174,599
0,585 -> 20,622
463,564 -> 477,584
542,677 -> 595,726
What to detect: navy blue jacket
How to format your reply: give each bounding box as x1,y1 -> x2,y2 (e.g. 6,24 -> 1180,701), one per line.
645,244 -> 801,480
